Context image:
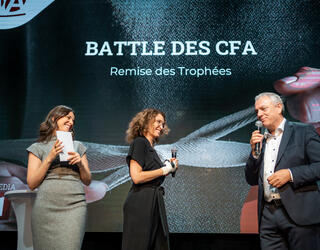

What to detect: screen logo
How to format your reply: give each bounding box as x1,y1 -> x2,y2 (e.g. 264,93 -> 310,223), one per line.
0,0 -> 54,29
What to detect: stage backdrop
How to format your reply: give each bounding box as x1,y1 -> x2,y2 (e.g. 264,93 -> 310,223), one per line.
1,0 -> 320,233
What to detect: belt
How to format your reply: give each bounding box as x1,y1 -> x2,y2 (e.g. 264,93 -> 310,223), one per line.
49,166 -> 80,179
130,184 -> 164,194
265,199 -> 282,213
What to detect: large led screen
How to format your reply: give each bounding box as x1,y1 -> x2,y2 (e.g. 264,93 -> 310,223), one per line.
1,0 -> 320,233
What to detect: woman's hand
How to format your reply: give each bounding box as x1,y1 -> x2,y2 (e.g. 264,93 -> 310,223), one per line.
48,140 -> 64,162
170,158 -> 179,171
162,158 -> 178,175
67,151 -> 82,166
70,153 -> 91,186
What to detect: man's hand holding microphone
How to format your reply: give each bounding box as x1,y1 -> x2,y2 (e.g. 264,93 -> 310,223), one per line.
250,121 -> 264,158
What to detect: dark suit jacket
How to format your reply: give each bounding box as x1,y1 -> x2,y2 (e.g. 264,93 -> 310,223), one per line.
245,120 -> 320,227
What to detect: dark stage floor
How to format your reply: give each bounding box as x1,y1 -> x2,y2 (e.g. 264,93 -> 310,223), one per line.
1,232 -> 260,250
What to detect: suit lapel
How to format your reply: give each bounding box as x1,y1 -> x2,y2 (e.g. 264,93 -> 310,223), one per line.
275,121 -> 292,168
259,138 -> 266,181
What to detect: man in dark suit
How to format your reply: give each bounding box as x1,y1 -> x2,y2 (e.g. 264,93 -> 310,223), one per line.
245,92 -> 320,250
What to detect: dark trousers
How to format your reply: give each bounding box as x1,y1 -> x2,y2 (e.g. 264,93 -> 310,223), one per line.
260,205 -> 320,250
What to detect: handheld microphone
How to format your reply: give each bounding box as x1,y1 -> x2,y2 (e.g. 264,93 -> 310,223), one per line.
254,120 -> 263,157
171,148 -> 177,177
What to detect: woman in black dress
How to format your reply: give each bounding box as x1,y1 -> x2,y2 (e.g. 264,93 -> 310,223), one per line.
122,108 -> 178,250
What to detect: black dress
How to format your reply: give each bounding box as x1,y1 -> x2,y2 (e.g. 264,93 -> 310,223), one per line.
122,136 -> 170,250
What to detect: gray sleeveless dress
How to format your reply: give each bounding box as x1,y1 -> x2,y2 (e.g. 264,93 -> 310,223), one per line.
27,139 -> 87,250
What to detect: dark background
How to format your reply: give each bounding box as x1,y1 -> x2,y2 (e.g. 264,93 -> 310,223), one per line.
1,0 -> 320,237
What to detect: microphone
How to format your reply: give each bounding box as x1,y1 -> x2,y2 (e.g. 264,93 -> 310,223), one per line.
254,120 -> 263,157
171,148 -> 177,177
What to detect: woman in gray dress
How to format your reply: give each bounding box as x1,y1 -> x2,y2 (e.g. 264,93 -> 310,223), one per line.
27,105 -> 91,250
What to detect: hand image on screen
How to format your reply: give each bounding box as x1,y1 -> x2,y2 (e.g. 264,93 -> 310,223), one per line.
274,67 -> 320,134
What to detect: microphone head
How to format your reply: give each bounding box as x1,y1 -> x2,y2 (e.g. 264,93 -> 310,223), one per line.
171,148 -> 177,158
255,120 -> 263,128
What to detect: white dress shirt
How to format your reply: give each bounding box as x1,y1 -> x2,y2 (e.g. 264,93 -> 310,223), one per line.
263,118 -> 286,202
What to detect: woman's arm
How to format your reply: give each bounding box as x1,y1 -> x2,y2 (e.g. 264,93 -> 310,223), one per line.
77,154 -> 91,186
27,153 -> 51,190
129,159 -> 178,184
27,140 -> 63,190
68,152 -> 91,186
129,159 -> 164,184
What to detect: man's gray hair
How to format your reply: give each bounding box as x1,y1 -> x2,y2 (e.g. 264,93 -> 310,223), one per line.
255,92 -> 285,114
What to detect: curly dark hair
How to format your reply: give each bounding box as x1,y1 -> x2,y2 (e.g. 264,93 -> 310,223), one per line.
126,108 -> 169,143
37,105 -> 75,142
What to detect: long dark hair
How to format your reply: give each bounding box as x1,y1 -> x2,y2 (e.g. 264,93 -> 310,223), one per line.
126,108 -> 169,143
37,105 -> 75,142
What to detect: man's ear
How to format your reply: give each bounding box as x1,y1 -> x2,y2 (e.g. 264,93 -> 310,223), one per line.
277,103 -> 283,115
